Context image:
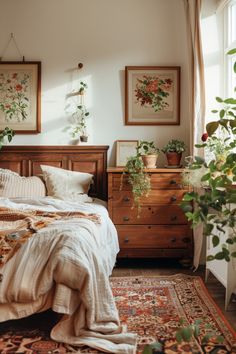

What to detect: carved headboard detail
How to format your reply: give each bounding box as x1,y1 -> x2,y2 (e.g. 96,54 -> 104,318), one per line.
0,145 -> 109,200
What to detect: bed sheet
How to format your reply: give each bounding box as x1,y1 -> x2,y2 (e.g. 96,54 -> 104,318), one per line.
0,197 -> 136,354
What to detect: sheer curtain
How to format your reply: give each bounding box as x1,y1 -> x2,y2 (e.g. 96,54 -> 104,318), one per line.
184,0 -> 206,269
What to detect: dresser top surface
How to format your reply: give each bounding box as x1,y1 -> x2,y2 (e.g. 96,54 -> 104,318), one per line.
107,167 -> 186,173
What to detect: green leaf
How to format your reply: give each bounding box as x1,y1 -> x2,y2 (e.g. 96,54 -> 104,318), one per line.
201,173 -> 211,182
207,255 -> 215,261
195,156 -> 205,164
212,235 -> 220,247
231,251 -> 236,257
227,48 -> 236,55
215,96 -> 223,103
206,121 -> 219,136
195,143 -> 207,148
224,98 -> 236,104
175,331 -> 183,343
181,327 -> 192,342
214,252 -> 225,260
211,109 -> 218,113
234,61 -> 236,74
219,109 -> 225,118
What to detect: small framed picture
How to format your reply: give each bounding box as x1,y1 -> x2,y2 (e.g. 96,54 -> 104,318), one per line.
0,61 -> 41,133
116,140 -> 139,167
125,66 -> 180,125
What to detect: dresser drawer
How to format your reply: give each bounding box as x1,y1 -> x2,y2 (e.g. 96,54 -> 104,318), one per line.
111,190 -> 186,206
117,225 -> 192,249
112,172 -> 184,191
112,205 -> 187,224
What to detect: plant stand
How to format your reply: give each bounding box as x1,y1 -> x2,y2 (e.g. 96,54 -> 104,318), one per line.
205,226 -> 236,310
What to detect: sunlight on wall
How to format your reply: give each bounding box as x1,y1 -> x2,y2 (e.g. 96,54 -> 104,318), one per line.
201,14 -> 221,124
41,73 -> 94,145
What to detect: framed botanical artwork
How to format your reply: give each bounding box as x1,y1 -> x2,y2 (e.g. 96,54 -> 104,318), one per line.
0,61 -> 41,133
116,140 -> 139,167
125,66 -> 180,125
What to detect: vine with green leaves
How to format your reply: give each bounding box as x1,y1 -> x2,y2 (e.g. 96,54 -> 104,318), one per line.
181,48 -> 236,262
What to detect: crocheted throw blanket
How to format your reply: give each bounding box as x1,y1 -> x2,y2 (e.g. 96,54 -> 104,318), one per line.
0,207 -> 101,267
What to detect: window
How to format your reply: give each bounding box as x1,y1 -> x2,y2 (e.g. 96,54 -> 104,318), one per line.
224,0 -> 236,97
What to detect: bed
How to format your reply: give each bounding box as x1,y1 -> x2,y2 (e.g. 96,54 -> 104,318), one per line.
0,145 -> 137,354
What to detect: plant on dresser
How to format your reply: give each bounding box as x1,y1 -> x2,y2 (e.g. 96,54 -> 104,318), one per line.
121,140 -> 159,214
162,139 -> 186,167
107,167 -> 193,260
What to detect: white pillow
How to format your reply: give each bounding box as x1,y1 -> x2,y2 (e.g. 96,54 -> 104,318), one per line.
0,169 -> 46,198
40,165 -> 93,200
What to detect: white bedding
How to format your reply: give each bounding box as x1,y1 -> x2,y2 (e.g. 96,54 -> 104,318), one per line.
0,197 -> 137,354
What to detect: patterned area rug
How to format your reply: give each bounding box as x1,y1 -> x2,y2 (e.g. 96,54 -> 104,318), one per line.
0,274 -> 235,354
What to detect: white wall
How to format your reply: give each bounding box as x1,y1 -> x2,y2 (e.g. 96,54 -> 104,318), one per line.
0,0 -> 190,166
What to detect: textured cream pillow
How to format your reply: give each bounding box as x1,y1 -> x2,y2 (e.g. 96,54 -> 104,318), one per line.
40,165 -> 93,200
0,169 -> 46,198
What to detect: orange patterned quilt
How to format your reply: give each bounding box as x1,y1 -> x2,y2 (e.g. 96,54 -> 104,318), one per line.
0,207 -> 100,267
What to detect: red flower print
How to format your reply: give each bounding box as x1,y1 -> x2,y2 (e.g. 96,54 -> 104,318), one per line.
201,132 -> 208,142
5,104 -> 11,109
15,84 -> 23,91
12,73 -> 18,79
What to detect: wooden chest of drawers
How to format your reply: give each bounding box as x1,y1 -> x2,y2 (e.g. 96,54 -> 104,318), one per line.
107,167 -> 193,259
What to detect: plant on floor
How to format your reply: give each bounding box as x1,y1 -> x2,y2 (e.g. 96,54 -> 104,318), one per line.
0,127 -> 15,150
181,48 -> 236,262
142,319 -> 224,353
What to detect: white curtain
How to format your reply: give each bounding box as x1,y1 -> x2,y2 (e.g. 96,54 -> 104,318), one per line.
184,0 -> 206,269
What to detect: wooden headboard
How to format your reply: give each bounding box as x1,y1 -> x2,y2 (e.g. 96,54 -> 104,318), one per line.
0,145 -> 109,200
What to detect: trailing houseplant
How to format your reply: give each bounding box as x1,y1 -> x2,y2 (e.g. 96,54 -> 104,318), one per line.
162,139 -> 186,166
71,81 -> 90,142
121,140 -> 159,214
0,127 -> 15,150
181,48 -> 236,262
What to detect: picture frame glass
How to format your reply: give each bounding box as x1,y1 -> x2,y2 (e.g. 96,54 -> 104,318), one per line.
0,62 -> 41,133
116,140 -> 139,167
125,66 -> 180,125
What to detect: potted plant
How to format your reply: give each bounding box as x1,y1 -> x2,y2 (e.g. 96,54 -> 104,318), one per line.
162,139 -> 186,166
122,154 -> 151,216
121,140 -> 159,215
0,127 -> 15,150
136,140 -> 160,168
181,48 -> 236,262
71,81 -> 90,142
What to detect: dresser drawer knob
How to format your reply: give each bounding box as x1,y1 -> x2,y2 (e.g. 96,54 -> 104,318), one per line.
123,216 -> 130,221
182,237 -> 190,243
170,179 -> 177,185
123,196 -> 130,202
170,195 -> 177,202
171,215 -> 177,221
171,237 -> 176,243
124,238 -> 129,243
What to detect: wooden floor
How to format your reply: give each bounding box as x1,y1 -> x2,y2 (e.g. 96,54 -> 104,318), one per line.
112,259 -> 236,331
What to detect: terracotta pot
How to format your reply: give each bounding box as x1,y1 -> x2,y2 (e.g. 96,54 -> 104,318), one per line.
141,154 -> 158,168
166,152 -> 182,166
